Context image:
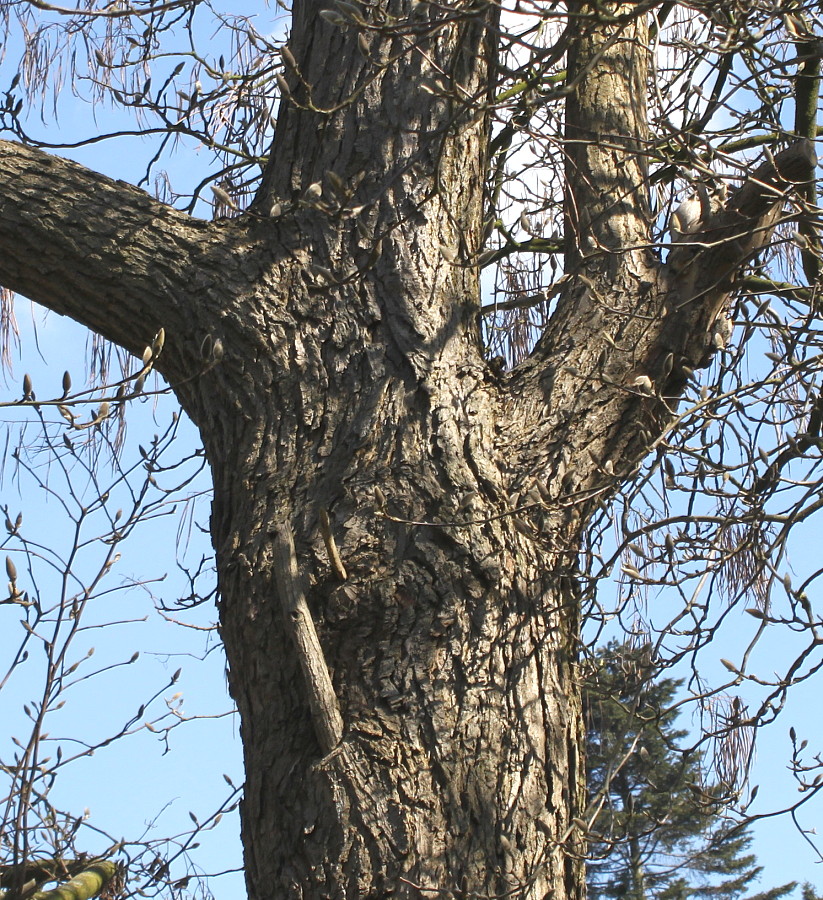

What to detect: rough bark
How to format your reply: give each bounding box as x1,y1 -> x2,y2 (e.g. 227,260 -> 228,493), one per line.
0,2 -> 815,898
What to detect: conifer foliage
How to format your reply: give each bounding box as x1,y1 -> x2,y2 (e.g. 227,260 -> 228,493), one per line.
584,643 -> 796,900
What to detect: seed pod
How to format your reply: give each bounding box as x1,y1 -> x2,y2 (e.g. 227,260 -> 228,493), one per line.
211,184 -> 238,210
319,9 -> 347,26
281,46 -> 297,69
325,170 -> 346,199
304,182 -> 323,202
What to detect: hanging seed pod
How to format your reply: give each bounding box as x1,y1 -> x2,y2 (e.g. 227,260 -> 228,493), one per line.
211,184 -> 237,209
281,46 -> 297,69
304,182 -> 323,202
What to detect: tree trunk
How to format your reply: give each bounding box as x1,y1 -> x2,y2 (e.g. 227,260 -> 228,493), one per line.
212,392 -> 587,897
0,1 -> 815,898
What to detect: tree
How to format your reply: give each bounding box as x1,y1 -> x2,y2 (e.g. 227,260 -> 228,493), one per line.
0,0 -> 822,898
584,642 -> 795,900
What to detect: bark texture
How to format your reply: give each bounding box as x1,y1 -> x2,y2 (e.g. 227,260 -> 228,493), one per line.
0,2 -> 815,898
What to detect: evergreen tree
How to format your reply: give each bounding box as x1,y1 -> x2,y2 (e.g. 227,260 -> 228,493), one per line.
585,643 -> 796,900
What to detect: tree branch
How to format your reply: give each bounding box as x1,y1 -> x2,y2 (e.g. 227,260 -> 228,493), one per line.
663,139 -> 817,353
272,521 -> 344,755
564,2 -> 652,273
0,141 -> 216,374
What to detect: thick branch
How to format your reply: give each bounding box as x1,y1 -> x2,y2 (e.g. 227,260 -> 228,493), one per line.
564,2 -> 652,275
506,133 -> 815,515
252,1 -> 497,374
658,139 -> 818,381
28,861 -> 116,900
0,141 -> 220,376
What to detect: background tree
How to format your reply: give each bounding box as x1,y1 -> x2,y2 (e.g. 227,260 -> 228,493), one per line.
0,0 -> 822,898
584,641 -> 795,900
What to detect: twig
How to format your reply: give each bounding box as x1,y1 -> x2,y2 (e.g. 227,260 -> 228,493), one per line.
319,509 -> 347,581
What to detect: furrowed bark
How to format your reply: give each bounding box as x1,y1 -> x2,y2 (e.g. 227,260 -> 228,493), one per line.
0,3 -> 816,899
212,5 -> 588,897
